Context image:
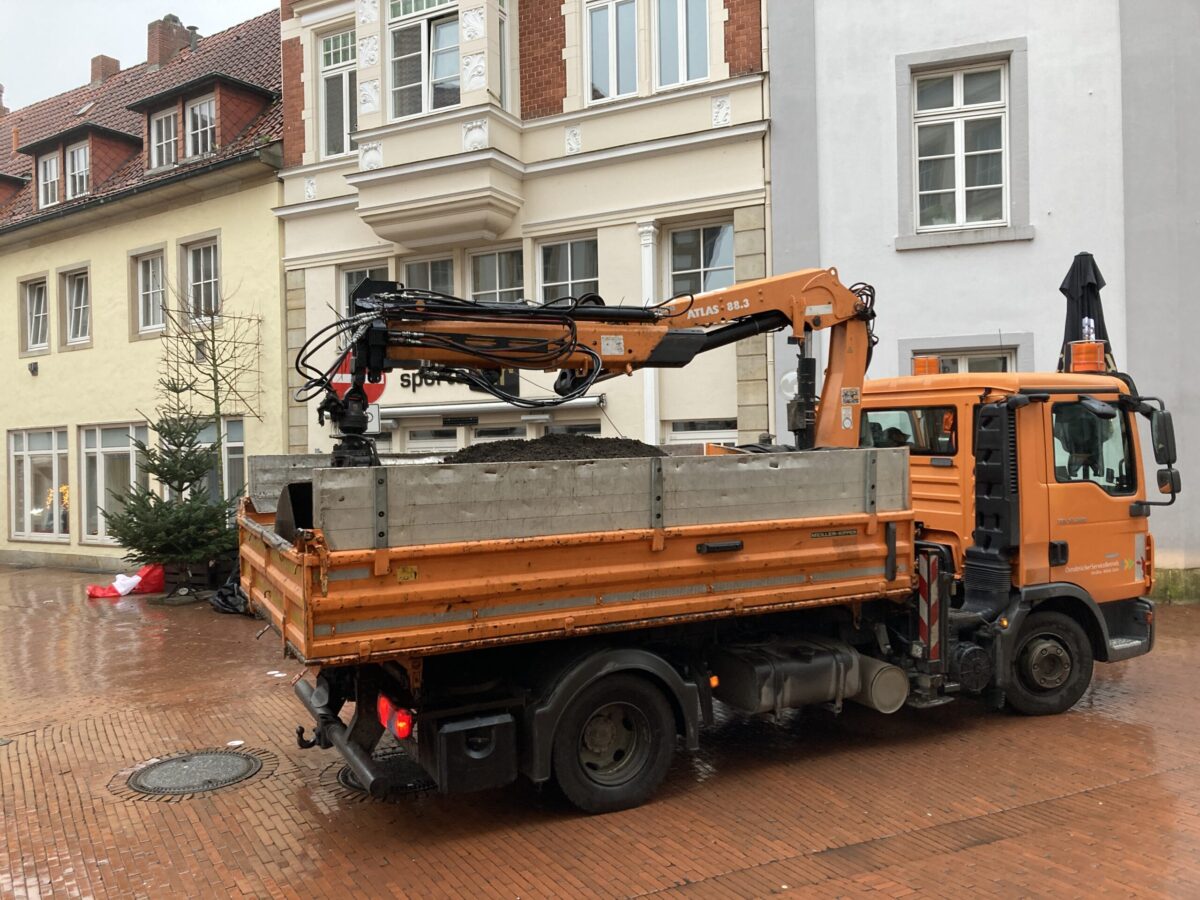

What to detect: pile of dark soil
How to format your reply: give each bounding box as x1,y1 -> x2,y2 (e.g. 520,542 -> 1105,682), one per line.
443,432 -> 664,464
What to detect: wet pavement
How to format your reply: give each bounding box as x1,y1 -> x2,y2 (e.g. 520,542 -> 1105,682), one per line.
3,564 -> 1200,898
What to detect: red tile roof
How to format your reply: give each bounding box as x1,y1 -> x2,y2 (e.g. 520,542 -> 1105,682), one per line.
0,9 -> 281,230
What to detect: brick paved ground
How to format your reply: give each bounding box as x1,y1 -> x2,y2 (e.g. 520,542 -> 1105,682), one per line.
2,564 -> 1199,898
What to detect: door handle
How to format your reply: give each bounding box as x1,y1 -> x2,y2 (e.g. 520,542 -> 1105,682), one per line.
1049,541 -> 1069,567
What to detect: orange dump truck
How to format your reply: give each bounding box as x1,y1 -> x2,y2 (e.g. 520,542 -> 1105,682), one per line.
241,269 -> 1179,812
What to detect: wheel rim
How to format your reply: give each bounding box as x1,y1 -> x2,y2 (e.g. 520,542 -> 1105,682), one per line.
1019,634 -> 1073,692
577,701 -> 652,787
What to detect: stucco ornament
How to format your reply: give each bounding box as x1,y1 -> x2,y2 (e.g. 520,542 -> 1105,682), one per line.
711,95 -> 732,128
461,7 -> 485,41
357,0 -> 379,24
303,177 -> 317,201
462,119 -> 489,152
359,141 -> 383,171
358,78 -> 380,114
358,34 -> 379,68
565,125 -> 582,155
462,53 -> 486,92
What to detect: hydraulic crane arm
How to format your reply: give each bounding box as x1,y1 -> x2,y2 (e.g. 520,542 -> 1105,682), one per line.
297,268 -> 876,465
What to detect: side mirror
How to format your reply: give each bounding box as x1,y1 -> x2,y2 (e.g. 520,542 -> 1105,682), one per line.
1158,467 -> 1182,495
1151,410 -> 1177,465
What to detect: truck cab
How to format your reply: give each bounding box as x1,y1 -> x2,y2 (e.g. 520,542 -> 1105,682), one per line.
861,371 -> 1176,706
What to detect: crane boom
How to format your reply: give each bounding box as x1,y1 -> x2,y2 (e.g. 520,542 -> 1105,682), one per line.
297,268 -> 876,465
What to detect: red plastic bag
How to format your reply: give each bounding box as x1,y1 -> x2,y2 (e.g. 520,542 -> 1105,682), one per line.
85,583 -> 121,598
132,564 -> 165,594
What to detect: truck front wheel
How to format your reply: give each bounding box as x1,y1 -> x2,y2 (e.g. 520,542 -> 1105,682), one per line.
1006,611 -> 1094,716
551,674 -> 675,813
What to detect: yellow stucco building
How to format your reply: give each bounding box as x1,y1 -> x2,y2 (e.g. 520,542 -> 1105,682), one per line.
0,12 -> 287,571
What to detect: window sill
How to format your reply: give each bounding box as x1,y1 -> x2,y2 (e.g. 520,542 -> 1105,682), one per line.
60,339 -> 93,352
146,163 -> 179,175
80,536 -> 120,547
9,535 -> 71,545
133,326 -> 166,341
19,346 -> 51,359
895,224 -> 1035,251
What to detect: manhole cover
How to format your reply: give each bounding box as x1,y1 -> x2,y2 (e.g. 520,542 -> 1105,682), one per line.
127,750 -> 262,796
335,748 -> 435,799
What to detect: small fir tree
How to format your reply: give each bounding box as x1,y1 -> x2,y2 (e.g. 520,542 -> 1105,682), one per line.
104,380 -> 238,566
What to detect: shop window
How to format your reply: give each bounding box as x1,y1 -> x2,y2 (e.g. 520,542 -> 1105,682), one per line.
9,429 -> 70,539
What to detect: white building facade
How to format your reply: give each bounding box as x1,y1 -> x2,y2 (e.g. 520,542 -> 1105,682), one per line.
768,0 -> 1198,570
276,0 -> 774,454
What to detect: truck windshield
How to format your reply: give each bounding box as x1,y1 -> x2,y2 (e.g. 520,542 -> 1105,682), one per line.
1052,403 -> 1136,495
862,407 -> 957,455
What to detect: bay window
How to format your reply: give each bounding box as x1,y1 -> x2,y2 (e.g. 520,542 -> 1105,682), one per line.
390,3 -> 460,119
9,429 -> 70,539
81,424 -> 149,541
321,28 -> 358,157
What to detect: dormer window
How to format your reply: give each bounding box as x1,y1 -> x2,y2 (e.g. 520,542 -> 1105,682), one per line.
186,95 -> 216,157
66,141 -> 90,198
151,109 -> 178,168
38,153 -> 60,207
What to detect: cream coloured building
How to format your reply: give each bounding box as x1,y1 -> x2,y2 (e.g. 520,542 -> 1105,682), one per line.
0,13 -> 288,571
276,0 -> 772,453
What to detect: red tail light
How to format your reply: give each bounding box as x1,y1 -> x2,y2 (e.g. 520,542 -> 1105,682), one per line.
376,694 -> 413,740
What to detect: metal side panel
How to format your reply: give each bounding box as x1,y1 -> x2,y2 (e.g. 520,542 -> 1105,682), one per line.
247,454 -> 330,513
662,448 -> 908,528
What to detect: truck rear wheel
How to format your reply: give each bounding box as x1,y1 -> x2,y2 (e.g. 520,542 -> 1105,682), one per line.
551,674 -> 675,813
1006,611 -> 1094,716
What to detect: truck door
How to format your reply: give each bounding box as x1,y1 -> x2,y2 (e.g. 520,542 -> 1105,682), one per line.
1044,398 -> 1148,603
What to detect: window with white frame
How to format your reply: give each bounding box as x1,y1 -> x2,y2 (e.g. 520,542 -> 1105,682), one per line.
913,64 -> 1007,231
81,424 -> 149,540
66,141 -> 89,199
669,224 -> 733,294
667,418 -> 737,445
471,424 -> 526,444
471,249 -> 523,303
64,270 -> 90,344
137,254 -> 165,332
9,429 -> 69,539
390,2 -> 460,119
198,418 -> 245,502
187,242 -> 219,319
38,153 -> 59,207
541,238 -> 599,301
656,0 -> 708,88
918,348 -> 1017,374
23,281 -> 49,352
405,258 -> 454,294
151,109 -> 178,168
547,421 -> 602,436
405,426 -> 459,453
186,96 -> 216,157
588,0 -> 637,102
343,263 -> 389,318
321,28 -> 358,157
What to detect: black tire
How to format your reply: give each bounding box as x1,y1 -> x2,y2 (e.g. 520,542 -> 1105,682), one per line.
551,674 -> 675,814
1006,611 -> 1094,716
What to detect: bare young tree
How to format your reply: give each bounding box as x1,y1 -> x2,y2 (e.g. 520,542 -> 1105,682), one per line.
157,286 -> 263,501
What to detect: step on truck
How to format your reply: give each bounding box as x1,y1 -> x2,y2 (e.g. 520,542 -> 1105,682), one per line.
240,268 -> 1180,812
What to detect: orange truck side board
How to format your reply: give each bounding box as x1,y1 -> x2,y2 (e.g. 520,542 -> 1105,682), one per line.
240,505 -> 914,664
